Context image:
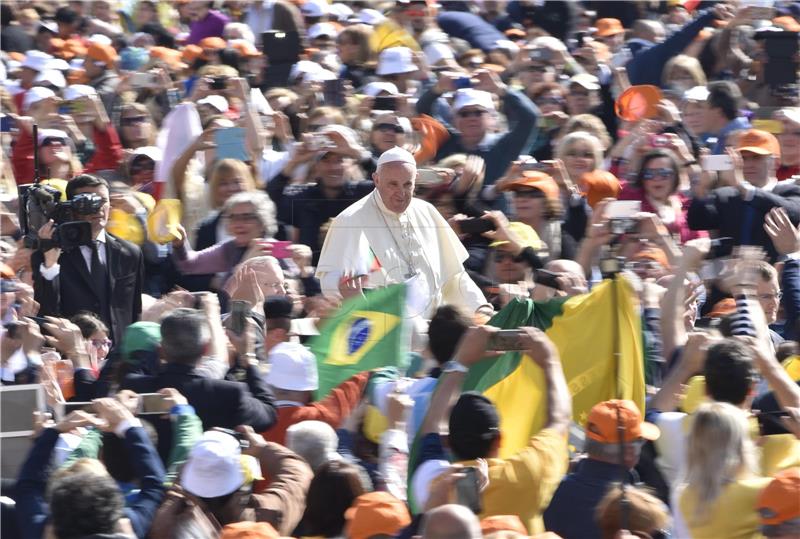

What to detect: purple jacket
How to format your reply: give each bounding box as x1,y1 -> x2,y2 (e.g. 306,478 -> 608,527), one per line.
173,238 -> 247,278
186,10 -> 229,45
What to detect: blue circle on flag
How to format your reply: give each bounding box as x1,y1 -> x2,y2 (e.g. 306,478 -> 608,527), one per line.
348,318 -> 371,355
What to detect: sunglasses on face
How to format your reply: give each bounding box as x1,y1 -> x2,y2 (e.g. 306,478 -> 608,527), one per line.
374,123 -> 404,134
130,162 -> 155,175
121,116 -> 148,126
226,212 -> 259,223
457,109 -> 487,118
641,168 -> 676,181
571,90 -> 590,98
41,138 -> 66,147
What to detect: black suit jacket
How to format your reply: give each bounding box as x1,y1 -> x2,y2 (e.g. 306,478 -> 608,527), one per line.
31,233 -> 144,345
688,183 -> 800,262
122,362 -> 277,459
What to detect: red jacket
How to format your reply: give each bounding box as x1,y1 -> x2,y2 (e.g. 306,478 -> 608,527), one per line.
262,371 -> 370,446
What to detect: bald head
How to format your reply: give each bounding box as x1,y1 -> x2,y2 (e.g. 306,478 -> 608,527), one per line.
421,504 -> 482,539
633,20 -> 665,43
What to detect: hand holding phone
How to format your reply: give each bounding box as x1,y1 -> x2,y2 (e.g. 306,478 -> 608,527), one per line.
702,154 -> 734,172
455,467 -> 483,514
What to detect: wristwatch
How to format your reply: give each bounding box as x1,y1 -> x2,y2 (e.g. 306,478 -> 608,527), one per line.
443,360 -> 468,374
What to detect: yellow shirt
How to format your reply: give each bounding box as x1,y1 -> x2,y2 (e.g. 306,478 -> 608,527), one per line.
460,428 -> 568,535
679,477 -> 771,539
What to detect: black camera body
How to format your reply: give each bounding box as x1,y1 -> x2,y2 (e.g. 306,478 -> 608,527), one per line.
18,183 -> 102,250
755,29 -> 799,90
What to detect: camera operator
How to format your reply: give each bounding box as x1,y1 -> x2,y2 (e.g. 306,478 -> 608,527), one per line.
31,174 -> 144,346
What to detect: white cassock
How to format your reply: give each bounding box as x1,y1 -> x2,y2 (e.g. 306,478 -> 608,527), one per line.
316,189 -> 489,318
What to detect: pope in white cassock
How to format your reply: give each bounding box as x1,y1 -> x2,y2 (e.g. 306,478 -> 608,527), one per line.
316,146 -> 491,318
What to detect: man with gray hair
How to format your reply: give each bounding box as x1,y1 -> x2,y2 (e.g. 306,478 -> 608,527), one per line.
123,308 -> 277,458
285,420 -> 341,472
421,504 -> 482,539
316,146 -> 491,318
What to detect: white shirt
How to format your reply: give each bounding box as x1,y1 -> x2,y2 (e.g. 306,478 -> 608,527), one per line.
39,230 -> 107,280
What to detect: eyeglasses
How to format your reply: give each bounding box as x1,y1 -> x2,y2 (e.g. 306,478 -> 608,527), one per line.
41,138 -> 66,147
565,150 -> 594,159
121,116 -> 148,126
457,109 -> 487,118
226,212 -> 260,222
514,189 -> 546,199
757,291 -> 783,301
641,168 -> 676,181
91,338 -> 112,348
374,123 -> 404,134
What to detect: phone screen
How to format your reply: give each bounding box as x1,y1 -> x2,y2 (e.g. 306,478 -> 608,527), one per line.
138,393 -> 172,415
214,127 -> 249,161
270,240 -> 293,259
455,467 -> 482,514
230,300 -> 250,335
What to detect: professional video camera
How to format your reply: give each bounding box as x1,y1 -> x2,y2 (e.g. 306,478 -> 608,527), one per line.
18,184 -> 102,250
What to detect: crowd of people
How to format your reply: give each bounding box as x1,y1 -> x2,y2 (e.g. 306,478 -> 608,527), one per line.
1,0 -> 800,538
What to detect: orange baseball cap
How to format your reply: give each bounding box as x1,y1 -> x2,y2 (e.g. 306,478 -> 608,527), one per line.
586,399 -> 660,443
230,40 -> 261,58
0,263 -> 14,279
344,492 -> 411,539
498,171 -> 560,201
87,42 -> 118,65
150,46 -> 187,69
631,246 -> 669,269
707,297 -> 736,318
736,129 -> 781,158
220,521 -> 280,539
595,18 -> 625,37
757,467 -> 800,526
481,515 -> 528,536
181,44 -> 203,64
199,37 -> 227,51
773,16 -> 800,33
579,170 -> 621,209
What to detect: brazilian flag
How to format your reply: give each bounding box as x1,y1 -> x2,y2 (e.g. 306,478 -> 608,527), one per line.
463,276 -> 646,458
310,284 -> 408,398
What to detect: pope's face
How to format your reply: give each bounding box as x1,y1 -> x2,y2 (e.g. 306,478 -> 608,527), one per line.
373,162 -> 415,214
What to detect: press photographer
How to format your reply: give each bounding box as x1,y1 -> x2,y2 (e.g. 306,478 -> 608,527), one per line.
31,174 -> 144,346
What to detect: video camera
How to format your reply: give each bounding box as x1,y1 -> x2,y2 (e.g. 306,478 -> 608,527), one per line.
18,184 -> 101,250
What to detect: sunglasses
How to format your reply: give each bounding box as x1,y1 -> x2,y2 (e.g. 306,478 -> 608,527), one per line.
493,251 -> 517,262
121,116 -> 148,126
570,90 -> 590,98
226,212 -> 259,222
457,109 -> 487,118
374,123 -> 404,134
641,168 -> 676,181
41,137 -> 66,147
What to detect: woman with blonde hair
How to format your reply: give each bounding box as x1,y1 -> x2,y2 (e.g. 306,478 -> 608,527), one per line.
678,402 -> 770,539
337,24 -> 375,88
662,54 -> 708,94
555,131 -> 620,208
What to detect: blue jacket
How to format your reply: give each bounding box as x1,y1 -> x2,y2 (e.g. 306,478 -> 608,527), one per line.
416,87 -> 539,189
711,116 -> 751,154
543,458 -> 634,539
436,11 -> 507,52
15,426 -> 165,539
625,9 -> 716,87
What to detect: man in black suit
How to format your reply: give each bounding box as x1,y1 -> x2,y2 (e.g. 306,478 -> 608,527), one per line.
32,174 -> 143,345
688,129 -> 800,262
122,308 -> 277,458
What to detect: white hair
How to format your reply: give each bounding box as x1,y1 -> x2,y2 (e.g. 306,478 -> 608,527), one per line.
223,22 -> 255,44
285,421 -> 340,472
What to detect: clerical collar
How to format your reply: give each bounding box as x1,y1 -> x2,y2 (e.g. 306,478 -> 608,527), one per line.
373,189 -> 408,218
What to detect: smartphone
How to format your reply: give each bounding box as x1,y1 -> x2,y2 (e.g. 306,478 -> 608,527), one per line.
702,154 -> 734,172
214,127 -> 249,161
373,96 -> 397,111
307,133 -> 335,152
138,393 -> 172,415
229,300 -> 250,335
261,31 -> 301,65
455,467 -> 483,514
323,79 -> 346,107
455,76 -> 472,90
648,134 -> 669,148
268,240 -> 293,259
521,161 -> 550,172
605,200 -> 641,219
458,217 -> 496,235
209,77 -> 227,91
487,329 -> 529,351
533,269 -> 563,290
130,72 -> 156,88
58,401 -> 94,419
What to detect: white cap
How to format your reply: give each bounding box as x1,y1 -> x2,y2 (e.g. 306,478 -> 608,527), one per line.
568,73 -> 600,90
38,20 -> 58,35
181,430 -> 261,498
493,39 -> 520,57
304,68 -> 337,83
358,8 -> 386,25
376,47 -> 416,76
423,42 -> 455,65
22,86 -> 55,112
197,95 -> 229,113
37,129 -> 69,144
21,50 -> 54,73
131,146 -> 163,163
266,342 -> 318,391
289,59 -> 322,81
250,87 -> 273,116
412,459 -> 450,510
362,81 -> 398,97
34,69 -> 66,89
329,3 -> 354,21
777,107 -> 800,126
301,0 -> 329,18
683,85 -> 710,102
452,88 -> 495,113
308,22 -> 338,40
69,58 -> 85,70
89,33 -> 113,45
531,36 -> 568,53
63,84 -> 97,101
377,146 -> 416,168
